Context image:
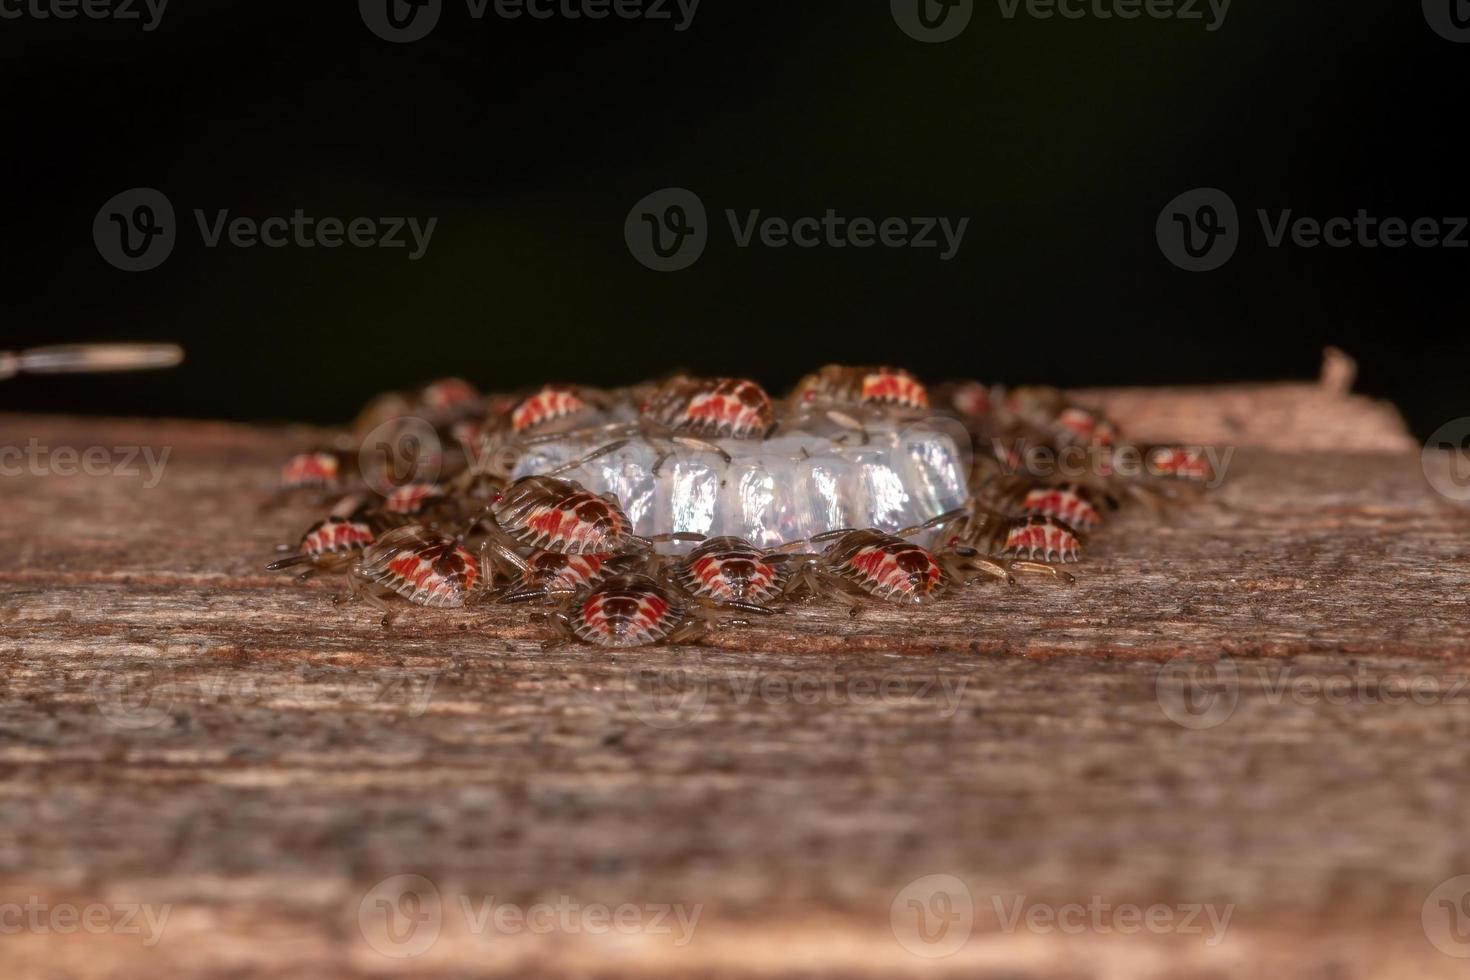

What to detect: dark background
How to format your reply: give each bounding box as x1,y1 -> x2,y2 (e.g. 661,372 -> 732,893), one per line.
1,1 -> 1465,437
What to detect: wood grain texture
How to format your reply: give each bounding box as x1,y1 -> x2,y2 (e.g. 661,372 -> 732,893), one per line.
2,376 -> 1469,979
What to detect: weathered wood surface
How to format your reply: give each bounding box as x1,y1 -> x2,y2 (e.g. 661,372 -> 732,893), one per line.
2,376 -> 1469,978
1073,348 -> 1416,453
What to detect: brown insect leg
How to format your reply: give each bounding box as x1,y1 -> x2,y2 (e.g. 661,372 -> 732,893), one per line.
895,506 -> 971,540
1007,559 -> 1077,585
788,565 -> 867,618
337,572 -> 398,627
500,586 -> 577,606
663,617 -> 709,646
534,609 -> 581,651
944,553 -> 1015,587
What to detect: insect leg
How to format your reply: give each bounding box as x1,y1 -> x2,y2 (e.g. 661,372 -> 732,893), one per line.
945,551 -> 1015,587
499,586 -> 571,605
338,570 -> 398,626
801,567 -> 867,618
894,506 -> 971,540
1006,559 -> 1076,585
664,616 -> 709,646
546,438 -> 630,477
486,539 -> 532,576
535,608 -> 581,651
710,598 -> 776,616
670,435 -> 732,465
824,409 -> 870,445
808,527 -> 856,546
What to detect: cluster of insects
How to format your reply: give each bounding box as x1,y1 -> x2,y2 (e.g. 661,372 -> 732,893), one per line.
266,368 -> 1215,647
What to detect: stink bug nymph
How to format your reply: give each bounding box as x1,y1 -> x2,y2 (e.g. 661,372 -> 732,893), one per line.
948,506 -> 1082,583
476,474 -> 637,555
670,536 -> 796,615
267,504 -> 381,580
344,524 -> 482,625
481,544 -> 645,605
783,509 -> 1006,615
640,376 -> 776,440
790,365 -> 930,413
553,573 -> 708,648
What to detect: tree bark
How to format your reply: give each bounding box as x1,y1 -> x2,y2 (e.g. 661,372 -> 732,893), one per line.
1,367 -> 1468,978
